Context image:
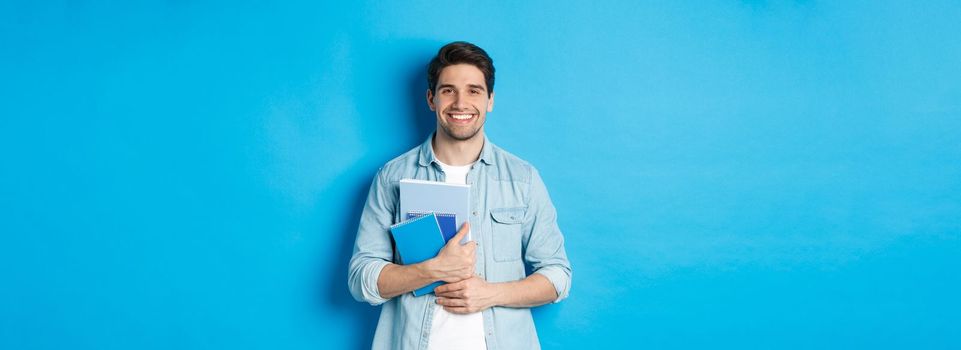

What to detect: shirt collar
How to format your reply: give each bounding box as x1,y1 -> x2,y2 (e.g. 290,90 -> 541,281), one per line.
417,132 -> 494,167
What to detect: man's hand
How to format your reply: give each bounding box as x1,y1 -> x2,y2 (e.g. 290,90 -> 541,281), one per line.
434,275 -> 501,314
425,222 -> 476,283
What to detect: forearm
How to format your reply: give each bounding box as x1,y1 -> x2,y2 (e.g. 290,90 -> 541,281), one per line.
377,223 -> 478,300
376,262 -> 435,299
493,273 -> 558,308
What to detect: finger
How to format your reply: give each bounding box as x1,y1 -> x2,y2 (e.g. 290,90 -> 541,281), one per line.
443,306 -> 471,314
441,275 -> 466,283
436,297 -> 466,307
436,289 -> 465,299
435,284 -> 458,296
461,241 -> 477,254
447,222 -> 470,245
442,270 -> 473,283
433,280 -> 457,294
438,280 -> 465,294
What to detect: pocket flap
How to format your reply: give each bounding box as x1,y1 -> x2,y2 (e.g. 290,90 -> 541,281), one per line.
490,207 -> 526,224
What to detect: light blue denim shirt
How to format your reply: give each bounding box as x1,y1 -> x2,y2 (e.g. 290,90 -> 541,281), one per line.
348,133 -> 572,350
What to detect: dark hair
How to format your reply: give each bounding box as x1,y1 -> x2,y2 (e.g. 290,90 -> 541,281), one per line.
427,41 -> 495,96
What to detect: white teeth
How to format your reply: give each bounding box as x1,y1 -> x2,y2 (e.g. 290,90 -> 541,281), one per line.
451,114 -> 473,120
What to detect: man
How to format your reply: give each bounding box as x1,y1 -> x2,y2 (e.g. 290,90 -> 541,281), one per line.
348,41 -> 572,350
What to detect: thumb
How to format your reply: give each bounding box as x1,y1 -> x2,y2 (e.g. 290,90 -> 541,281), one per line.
447,222 -> 470,245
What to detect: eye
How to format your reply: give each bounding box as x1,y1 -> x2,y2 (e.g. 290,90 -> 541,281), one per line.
441,88 -> 454,94
470,89 -> 481,95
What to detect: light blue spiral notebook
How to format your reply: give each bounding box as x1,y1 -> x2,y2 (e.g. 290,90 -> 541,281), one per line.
389,212 -> 445,296
399,179 -> 472,242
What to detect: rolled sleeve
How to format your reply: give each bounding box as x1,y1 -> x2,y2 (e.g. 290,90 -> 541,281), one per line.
524,167 -> 573,303
349,258 -> 390,305
534,266 -> 572,303
347,168 -> 397,306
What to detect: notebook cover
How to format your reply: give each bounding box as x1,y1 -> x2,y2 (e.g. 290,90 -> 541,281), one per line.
399,179 -> 471,243
389,213 -> 445,296
407,211 -> 457,242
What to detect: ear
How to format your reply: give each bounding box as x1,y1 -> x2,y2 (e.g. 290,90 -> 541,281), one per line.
487,92 -> 495,112
426,89 -> 436,111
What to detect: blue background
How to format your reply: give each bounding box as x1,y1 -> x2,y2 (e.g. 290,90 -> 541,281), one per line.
2,1 -> 960,349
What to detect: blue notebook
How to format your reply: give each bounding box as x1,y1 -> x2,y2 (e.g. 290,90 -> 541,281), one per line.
406,212 -> 457,242
400,179 -> 472,243
389,212 -> 446,296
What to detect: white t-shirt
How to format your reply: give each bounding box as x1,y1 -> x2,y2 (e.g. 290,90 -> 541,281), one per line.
427,160 -> 486,350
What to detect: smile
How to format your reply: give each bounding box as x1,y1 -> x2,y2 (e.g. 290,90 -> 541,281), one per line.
447,113 -> 475,122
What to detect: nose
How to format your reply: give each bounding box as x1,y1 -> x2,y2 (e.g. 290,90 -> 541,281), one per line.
450,92 -> 464,110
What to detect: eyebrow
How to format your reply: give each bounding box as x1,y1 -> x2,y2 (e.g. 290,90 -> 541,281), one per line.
436,83 -> 487,92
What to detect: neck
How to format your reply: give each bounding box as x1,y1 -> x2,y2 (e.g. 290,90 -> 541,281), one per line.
432,129 -> 484,166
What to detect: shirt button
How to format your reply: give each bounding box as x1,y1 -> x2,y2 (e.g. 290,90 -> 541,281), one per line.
472,211 -> 478,216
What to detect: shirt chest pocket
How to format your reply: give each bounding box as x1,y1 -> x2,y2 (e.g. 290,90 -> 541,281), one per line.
489,207 -> 527,262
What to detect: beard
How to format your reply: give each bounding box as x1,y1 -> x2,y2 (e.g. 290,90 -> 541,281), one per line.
439,120 -> 483,141
438,108 -> 484,141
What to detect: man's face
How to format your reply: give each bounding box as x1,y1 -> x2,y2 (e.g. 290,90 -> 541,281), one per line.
427,63 -> 494,142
